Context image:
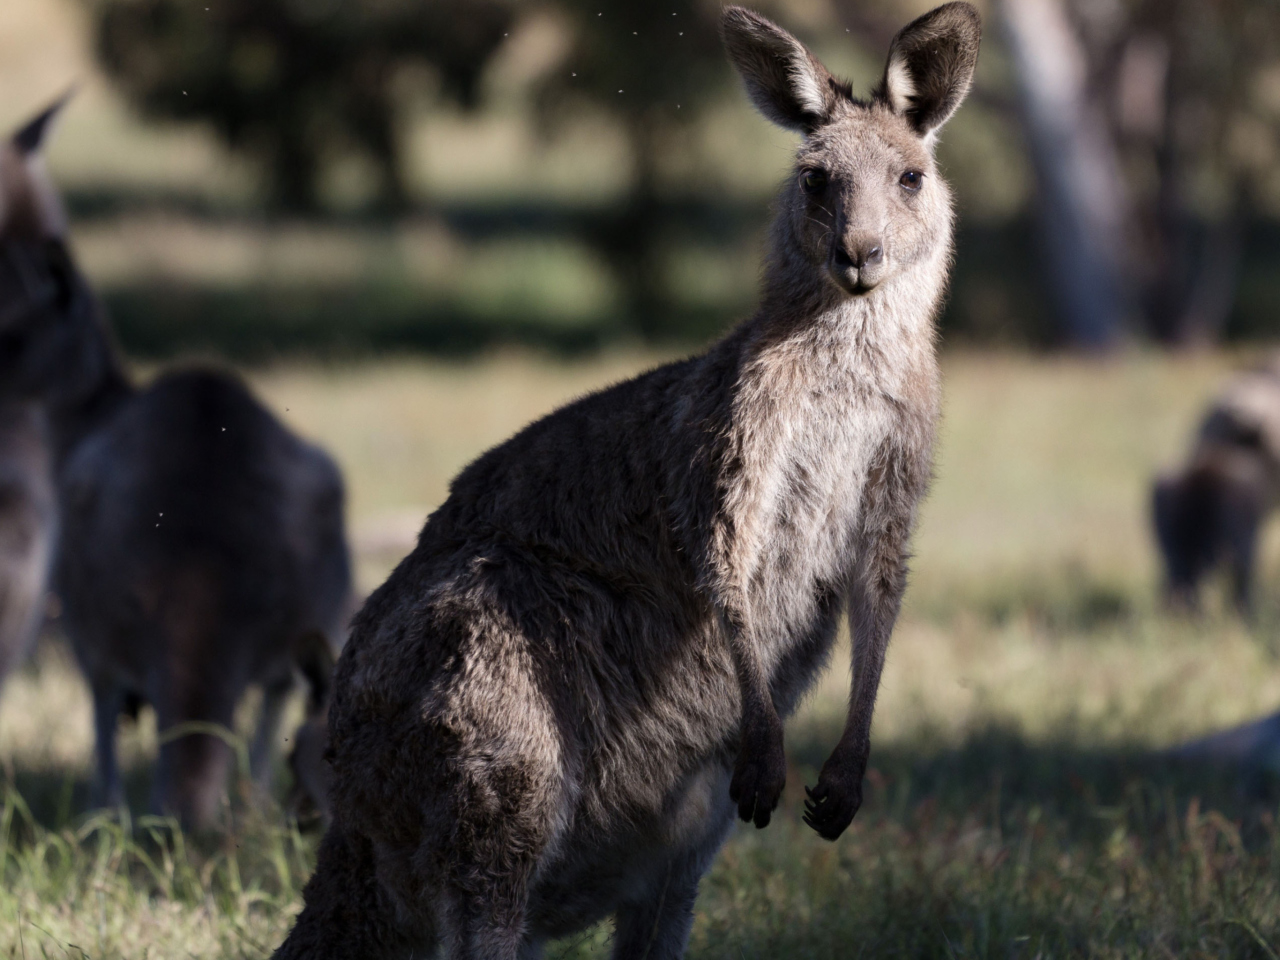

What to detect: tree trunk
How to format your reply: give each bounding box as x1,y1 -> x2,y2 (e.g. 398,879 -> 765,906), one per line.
995,0 -> 1131,350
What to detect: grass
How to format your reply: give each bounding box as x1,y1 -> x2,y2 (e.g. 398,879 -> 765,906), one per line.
2,2 -> 1279,949
5,347 -> 1280,958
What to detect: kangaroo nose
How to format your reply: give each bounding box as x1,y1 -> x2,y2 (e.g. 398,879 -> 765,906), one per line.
836,242 -> 882,269
829,236 -> 886,294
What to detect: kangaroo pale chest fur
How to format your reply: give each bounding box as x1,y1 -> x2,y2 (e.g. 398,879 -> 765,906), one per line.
719,284 -> 940,679
276,5 -> 979,959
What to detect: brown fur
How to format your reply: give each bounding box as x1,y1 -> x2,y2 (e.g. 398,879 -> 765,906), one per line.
1153,356 -> 1280,614
0,101 -> 353,829
285,628 -> 338,825
276,6 -> 980,958
0,102 -> 65,694
0,401 -> 54,686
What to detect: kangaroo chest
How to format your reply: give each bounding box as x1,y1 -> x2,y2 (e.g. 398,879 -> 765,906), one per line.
723,337 -> 935,668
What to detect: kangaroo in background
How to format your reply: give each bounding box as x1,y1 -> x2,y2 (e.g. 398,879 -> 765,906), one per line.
0,106 -> 62,690
284,628 -> 338,825
0,402 -> 54,687
1153,356 -> 1280,614
275,5 -> 979,958
0,102 -> 354,830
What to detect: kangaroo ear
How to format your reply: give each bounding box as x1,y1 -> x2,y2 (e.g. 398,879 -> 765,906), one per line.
2,92 -> 74,240
877,2 -> 981,137
722,6 -> 839,135
13,91 -> 73,156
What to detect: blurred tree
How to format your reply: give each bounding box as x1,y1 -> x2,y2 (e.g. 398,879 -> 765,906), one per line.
997,0 -> 1129,350
1072,0 -> 1280,345
535,0 -> 731,337
86,0 -> 514,211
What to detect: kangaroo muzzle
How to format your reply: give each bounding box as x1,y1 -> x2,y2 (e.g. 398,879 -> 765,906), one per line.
828,235 -> 886,294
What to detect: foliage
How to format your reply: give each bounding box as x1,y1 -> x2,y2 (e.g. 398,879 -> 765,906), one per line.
534,0 -> 732,337
1070,0 -> 1280,344
67,0 -> 1280,346
85,0 -> 514,211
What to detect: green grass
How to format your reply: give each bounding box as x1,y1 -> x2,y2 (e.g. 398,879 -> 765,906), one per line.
5,348 -> 1280,958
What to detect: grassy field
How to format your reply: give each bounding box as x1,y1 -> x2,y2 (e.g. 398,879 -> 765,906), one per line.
2,1 -> 1280,953
3,348 -> 1280,958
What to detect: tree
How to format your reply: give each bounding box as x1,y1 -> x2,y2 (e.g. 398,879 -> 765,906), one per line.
1070,0 -> 1280,345
87,0 -> 514,212
534,0 -> 732,337
996,0 -> 1129,350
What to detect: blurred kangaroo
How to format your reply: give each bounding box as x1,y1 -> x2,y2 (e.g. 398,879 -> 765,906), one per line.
276,5 -> 979,959
0,101 -> 353,830
1153,356 -> 1280,614
0,403 -> 54,687
1170,710 -> 1280,789
281,628 -> 338,825
0,107 -> 61,688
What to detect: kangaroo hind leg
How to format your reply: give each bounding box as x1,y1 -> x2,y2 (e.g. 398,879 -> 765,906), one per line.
89,675 -> 126,811
610,832 -> 728,960
272,823 -> 426,960
434,757 -> 560,960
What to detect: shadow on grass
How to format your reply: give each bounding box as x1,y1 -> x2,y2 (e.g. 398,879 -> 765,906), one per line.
5,720 -> 1275,847
5,765 -> 163,834
4,723 -> 1279,958
72,193 -> 1054,361
789,721 -> 1278,841
104,285 -> 638,361
676,724 -> 1280,960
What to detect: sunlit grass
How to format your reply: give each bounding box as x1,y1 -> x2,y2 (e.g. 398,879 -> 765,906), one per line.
4,348 -> 1280,956
0,788 -> 312,959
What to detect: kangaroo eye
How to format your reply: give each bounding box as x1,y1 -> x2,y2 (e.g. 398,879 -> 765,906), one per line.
801,169 -> 827,195
899,170 -> 923,191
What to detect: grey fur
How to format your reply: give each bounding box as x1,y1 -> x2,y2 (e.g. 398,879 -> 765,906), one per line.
1153,355 -> 1280,614
1171,710 -> 1280,774
276,5 -> 979,958
0,100 -> 66,694
0,102 -> 353,829
0,401 -> 54,687
286,628 -> 339,825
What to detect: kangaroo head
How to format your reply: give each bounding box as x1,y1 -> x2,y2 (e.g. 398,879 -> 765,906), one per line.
0,96 -> 108,406
723,4 -> 980,298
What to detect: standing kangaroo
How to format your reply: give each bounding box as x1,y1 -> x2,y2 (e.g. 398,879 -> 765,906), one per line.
0,103 -> 354,830
276,5 -> 979,958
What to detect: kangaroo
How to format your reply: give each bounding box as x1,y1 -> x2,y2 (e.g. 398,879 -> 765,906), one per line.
0,401 -> 54,686
284,629 -> 338,826
1153,356 -> 1280,614
275,5 -> 979,958
0,102 -> 354,830
0,106 -> 62,689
